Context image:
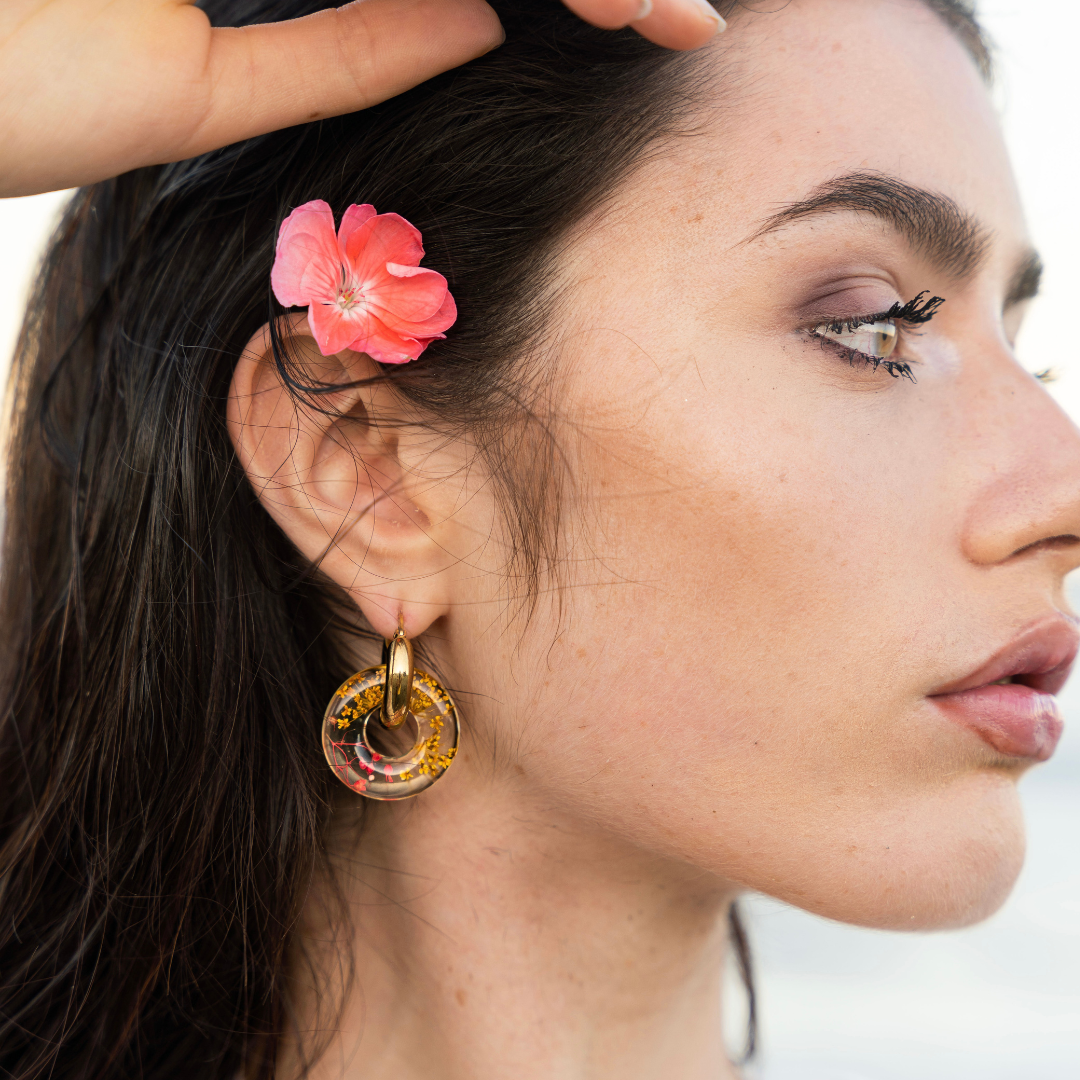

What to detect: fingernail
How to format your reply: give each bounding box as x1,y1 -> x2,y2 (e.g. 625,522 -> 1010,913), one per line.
685,0 -> 727,34
633,0 -> 653,20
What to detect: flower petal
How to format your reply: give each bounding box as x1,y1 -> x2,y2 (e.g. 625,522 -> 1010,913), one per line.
423,289 -> 458,335
344,213 -> 425,284
271,200 -> 341,307
337,204 -> 378,259
372,284 -> 457,339
346,312 -> 432,365
307,300 -> 368,357
365,263 -> 450,323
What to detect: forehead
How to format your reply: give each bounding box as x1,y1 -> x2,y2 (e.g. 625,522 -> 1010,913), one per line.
640,0 -> 1023,252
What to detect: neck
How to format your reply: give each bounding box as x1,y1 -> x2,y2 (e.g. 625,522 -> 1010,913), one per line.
281,766 -> 745,1080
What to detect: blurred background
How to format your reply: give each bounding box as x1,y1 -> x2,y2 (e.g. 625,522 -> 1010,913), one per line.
1,2 -> 1077,1077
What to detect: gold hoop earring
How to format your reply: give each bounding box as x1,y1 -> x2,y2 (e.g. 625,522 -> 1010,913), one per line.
321,626 -> 459,800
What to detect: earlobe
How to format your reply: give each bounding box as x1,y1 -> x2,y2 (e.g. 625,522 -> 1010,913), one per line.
226,316 -> 453,639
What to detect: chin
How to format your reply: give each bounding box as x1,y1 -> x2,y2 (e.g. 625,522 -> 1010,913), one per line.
766,771 -> 1029,932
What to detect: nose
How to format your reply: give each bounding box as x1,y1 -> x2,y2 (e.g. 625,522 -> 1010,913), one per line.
962,368 -> 1080,574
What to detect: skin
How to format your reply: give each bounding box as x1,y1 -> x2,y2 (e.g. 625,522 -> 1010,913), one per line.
0,0 -> 721,197
227,0 -> 1080,1076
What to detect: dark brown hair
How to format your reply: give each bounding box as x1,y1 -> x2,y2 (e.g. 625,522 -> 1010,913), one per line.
0,1 -> 990,1076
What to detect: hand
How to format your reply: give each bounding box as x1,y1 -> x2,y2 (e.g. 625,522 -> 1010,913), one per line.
0,0 -> 723,198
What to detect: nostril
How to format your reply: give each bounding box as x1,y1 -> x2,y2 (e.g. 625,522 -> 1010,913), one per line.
1040,534 -> 1080,550
1009,534 -> 1080,559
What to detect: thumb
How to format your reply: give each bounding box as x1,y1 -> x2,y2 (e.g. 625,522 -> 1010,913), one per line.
181,0 -> 504,158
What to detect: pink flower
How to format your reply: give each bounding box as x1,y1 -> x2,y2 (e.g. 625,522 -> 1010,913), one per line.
270,200 -> 456,364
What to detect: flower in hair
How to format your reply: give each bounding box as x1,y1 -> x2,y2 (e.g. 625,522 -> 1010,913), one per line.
270,201 -> 456,363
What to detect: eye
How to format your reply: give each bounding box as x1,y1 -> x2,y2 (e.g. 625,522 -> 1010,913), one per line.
803,293 -> 944,383
813,319 -> 897,360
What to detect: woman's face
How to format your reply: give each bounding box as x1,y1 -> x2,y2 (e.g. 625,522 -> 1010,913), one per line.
433,0 -> 1080,931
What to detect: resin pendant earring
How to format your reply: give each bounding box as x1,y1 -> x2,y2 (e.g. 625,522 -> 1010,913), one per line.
321,626 -> 459,800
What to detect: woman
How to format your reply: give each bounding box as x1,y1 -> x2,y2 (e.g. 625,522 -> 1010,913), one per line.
2,1 -> 1075,1077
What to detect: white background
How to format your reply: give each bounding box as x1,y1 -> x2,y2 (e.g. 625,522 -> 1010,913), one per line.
1,3 -> 1078,1077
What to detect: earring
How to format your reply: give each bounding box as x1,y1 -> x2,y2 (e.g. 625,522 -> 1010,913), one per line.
321,625 -> 459,800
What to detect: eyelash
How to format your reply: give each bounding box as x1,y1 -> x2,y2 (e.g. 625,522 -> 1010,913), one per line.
806,291 -> 946,382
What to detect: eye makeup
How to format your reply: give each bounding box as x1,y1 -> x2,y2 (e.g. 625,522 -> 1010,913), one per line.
806,291 -> 945,382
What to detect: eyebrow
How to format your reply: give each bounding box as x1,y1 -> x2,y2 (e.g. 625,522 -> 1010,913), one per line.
752,171 -> 991,279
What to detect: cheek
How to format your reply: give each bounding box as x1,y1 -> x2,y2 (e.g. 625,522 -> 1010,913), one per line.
511,370 -> 1024,929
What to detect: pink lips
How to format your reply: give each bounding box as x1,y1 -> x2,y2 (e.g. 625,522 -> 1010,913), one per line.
929,617 -> 1079,761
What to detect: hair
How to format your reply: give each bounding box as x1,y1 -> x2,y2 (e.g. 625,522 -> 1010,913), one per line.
0,1 -> 990,1076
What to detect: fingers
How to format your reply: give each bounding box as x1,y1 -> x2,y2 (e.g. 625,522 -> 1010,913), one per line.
184,0 -> 504,159
631,0 -> 726,49
561,0 -> 725,50
560,0 -> 650,30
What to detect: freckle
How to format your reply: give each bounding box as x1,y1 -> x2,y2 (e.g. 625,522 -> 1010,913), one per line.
455,989 -> 467,1006
832,41 -> 842,52
513,763 -> 525,776
576,647 -> 587,659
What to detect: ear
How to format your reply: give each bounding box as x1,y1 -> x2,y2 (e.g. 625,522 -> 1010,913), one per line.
227,315 -> 464,640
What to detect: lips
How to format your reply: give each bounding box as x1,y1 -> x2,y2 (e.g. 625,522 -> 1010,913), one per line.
929,617 -> 1079,761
